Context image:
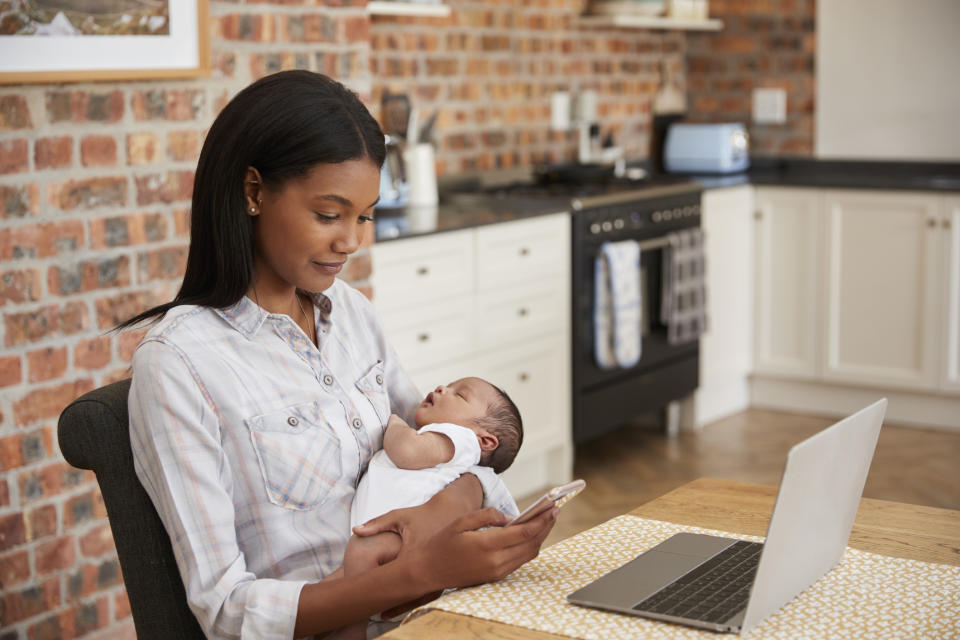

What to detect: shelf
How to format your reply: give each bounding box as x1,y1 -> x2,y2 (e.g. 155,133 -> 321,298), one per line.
577,14 -> 723,31
367,2 -> 451,17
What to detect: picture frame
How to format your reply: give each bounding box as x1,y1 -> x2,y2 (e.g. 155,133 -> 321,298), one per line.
0,1 -> 210,84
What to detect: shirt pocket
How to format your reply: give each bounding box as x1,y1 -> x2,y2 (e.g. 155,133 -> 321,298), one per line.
355,360 -> 391,425
244,401 -> 342,511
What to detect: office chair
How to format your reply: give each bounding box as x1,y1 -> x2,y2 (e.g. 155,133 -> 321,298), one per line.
57,379 -> 205,639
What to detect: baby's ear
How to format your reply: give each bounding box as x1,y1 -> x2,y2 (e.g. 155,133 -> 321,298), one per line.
477,430 -> 499,452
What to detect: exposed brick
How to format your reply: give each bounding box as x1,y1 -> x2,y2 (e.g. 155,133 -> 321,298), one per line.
166,129 -> 202,162
0,220 -> 85,260
79,523 -> 115,558
27,503 -> 58,541
0,513 -> 26,552
18,462 -> 93,506
114,590 -> 131,620
5,427 -> 53,469
74,336 -> 112,370
26,346 -> 68,383
0,549 -> 31,588
12,378 -> 95,426
89,212 -> 168,249
64,491 -> 98,527
0,138 -> 29,174
81,135 -> 118,167
4,301 -> 90,347
249,51 -> 310,80
46,90 -> 124,124
217,13 -> 277,42
0,94 -> 33,129
0,182 -> 40,218
48,176 -> 127,211
343,15 -> 369,44
2,577 -> 61,625
173,207 -> 191,237
0,478 -> 8,507
0,355 -> 22,387
0,432 -> 24,470
116,328 -> 147,363
34,136 -> 73,170
126,132 -> 160,165
47,255 -> 132,296
0,267 -> 43,306
101,367 -> 133,386
137,246 -> 188,282
131,89 -> 205,121
94,289 -> 166,330
134,170 -> 194,205
36,536 -> 75,575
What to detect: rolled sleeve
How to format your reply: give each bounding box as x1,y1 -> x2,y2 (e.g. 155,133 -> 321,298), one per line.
130,339 -> 305,640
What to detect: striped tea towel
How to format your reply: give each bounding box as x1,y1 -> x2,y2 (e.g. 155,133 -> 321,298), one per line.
594,240 -> 642,369
661,228 -> 707,345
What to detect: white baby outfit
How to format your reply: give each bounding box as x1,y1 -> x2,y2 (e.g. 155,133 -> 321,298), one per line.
350,422 -> 481,529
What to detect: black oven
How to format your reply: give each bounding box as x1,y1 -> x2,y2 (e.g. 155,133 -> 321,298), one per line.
570,183 -> 702,444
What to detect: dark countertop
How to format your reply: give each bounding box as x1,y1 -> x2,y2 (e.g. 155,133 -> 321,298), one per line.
375,157 -> 960,243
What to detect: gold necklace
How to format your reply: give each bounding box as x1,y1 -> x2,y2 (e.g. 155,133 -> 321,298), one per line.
296,292 -> 314,339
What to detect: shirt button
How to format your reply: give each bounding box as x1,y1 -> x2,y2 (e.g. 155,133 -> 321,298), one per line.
375,375 -> 383,385
323,374 -> 334,386
287,416 -> 299,427
352,418 -> 363,429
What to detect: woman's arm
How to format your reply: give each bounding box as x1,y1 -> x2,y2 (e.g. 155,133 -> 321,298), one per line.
294,503 -> 557,636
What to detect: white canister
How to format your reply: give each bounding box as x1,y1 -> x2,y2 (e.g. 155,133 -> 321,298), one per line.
403,143 -> 438,207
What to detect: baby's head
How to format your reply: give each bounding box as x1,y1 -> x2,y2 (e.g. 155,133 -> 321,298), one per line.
414,377 -> 523,474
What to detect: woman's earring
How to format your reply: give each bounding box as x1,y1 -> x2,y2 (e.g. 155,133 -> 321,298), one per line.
249,206 -> 257,214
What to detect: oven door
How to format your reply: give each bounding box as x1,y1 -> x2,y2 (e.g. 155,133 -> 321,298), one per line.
572,234 -> 699,443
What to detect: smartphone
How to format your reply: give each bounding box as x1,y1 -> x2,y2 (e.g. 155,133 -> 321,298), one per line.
507,479 -> 586,526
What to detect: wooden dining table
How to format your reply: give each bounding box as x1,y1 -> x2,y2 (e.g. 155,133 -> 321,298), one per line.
381,476 -> 960,640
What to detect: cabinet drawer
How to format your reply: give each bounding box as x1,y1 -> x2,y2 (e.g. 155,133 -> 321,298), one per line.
475,338 -> 570,451
475,214 -> 569,290
378,296 -> 474,372
372,229 -> 474,310
475,279 -> 567,350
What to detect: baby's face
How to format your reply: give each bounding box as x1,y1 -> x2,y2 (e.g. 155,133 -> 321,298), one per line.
414,377 -> 497,428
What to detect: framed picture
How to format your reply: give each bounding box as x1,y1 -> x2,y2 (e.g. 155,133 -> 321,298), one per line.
0,1 -> 209,84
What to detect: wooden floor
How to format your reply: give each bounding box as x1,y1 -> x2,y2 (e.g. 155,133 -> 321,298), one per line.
519,408 -> 960,547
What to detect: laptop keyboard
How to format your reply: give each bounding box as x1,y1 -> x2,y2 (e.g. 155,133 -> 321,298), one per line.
632,540 -> 763,625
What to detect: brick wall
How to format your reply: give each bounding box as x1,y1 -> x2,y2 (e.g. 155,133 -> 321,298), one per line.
369,1 -> 687,174
0,2 -> 370,638
686,0 -> 816,155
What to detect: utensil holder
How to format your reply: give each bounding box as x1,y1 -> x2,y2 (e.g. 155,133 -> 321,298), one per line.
403,143 -> 438,207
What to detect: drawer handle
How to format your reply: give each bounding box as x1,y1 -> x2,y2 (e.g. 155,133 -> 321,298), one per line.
927,218 -> 937,228
753,211 -> 762,220
944,219 -> 952,230
517,307 -> 529,317
417,333 -> 430,342
519,247 -> 530,257
518,372 -> 529,382
416,266 -> 429,276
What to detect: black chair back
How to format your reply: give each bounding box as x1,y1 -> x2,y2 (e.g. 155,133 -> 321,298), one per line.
57,379 -> 205,639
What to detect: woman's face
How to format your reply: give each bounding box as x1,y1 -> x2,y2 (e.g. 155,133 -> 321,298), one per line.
250,159 -> 380,295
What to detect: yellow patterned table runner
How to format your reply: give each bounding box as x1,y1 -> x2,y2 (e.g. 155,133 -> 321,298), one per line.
409,515 -> 960,639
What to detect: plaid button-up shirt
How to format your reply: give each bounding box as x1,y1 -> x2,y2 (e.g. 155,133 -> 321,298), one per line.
129,278 -> 518,640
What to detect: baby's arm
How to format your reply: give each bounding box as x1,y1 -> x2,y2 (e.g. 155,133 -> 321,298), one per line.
383,415 -> 455,470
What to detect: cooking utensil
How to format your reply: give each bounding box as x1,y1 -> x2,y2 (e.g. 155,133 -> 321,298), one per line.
381,91 -> 411,139
418,109 -> 439,144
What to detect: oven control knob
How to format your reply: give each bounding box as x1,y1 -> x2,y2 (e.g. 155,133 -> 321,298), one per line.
601,220 -> 613,232
662,210 -> 673,221
613,218 -> 624,230
683,206 -> 693,217
673,208 -> 683,218
652,211 -> 662,222
590,223 -> 601,235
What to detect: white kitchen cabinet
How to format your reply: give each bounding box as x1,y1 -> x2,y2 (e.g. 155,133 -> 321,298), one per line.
752,187 -> 822,379
820,191 -> 942,390
371,213 -> 572,499
686,185 -> 755,428
941,196 -> 960,393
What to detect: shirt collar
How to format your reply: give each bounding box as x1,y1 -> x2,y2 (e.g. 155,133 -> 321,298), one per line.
215,288 -> 334,338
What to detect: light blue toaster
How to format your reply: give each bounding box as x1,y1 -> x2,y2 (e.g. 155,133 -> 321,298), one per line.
663,122 -> 750,174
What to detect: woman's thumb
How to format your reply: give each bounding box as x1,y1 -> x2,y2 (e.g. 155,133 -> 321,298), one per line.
352,512 -> 400,537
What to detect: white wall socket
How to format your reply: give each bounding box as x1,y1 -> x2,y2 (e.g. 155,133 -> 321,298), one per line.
752,88 -> 787,124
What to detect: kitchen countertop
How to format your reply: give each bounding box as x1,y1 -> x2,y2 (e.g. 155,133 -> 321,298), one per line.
375,157 -> 960,243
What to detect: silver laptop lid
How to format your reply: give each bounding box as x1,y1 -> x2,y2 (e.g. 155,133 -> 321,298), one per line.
740,399 -> 887,632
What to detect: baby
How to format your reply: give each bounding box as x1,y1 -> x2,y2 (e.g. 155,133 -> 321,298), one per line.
336,376 -> 523,638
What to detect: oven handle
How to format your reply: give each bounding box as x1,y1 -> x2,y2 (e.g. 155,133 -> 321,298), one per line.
636,235 -> 675,252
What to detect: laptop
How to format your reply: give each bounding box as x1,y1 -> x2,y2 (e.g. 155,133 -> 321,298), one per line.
567,399 -> 887,634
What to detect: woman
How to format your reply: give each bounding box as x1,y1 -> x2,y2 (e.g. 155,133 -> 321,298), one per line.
122,71 -> 556,639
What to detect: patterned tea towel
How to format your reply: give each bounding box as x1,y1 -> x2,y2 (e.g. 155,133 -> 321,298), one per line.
661,228 -> 707,344
594,240 -> 641,369
408,515 -> 960,640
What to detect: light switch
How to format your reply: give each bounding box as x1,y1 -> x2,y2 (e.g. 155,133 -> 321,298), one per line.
752,88 -> 787,124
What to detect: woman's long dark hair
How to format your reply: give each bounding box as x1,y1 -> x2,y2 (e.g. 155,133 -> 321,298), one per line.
116,70 -> 385,330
